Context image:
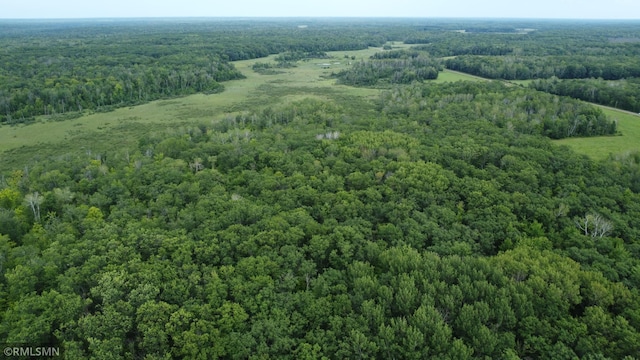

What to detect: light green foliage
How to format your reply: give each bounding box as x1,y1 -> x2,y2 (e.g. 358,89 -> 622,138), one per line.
555,108 -> 640,160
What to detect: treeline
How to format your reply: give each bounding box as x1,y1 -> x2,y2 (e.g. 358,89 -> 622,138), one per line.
252,51 -> 331,74
380,81 -> 615,139
0,61 -> 239,123
251,61 -> 293,75
336,51 -> 442,86
0,41 -> 242,123
406,34 -> 516,57
404,23 -> 640,57
445,55 -> 640,80
0,19 -> 394,124
1,90 -> 639,358
530,77 -> 640,113
3,19 -> 640,122
370,49 -> 424,59
274,50 -> 329,62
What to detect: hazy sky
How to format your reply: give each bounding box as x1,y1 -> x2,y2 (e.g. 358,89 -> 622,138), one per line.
2,0 -> 639,19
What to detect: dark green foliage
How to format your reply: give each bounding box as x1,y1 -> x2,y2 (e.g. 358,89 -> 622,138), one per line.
336,52 -> 441,86
405,22 -> 640,58
445,55 -> 640,80
379,81 -> 616,139
275,50 -> 329,62
531,77 -> 640,113
0,34 -> 239,123
2,87 -> 640,358
1,18 -> 640,360
0,19 -> 390,124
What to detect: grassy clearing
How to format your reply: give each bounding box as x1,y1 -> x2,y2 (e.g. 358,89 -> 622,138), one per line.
0,48 -> 385,173
436,69 -> 487,83
554,108 -> 640,160
433,70 -> 640,160
3,46 -> 638,172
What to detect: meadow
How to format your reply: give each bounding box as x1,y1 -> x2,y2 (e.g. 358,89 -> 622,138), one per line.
555,107 -> 640,160
0,46 -> 482,173
1,44 -> 638,173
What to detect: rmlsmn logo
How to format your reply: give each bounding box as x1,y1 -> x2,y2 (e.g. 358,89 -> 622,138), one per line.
3,346 -> 61,358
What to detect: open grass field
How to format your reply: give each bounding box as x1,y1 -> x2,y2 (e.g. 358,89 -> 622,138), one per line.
0,44 -> 475,173
434,72 -> 640,161
1,46 -> 639,172
438,69 -> 489,82
0,47 -> 382,173
554,108 -> 640,160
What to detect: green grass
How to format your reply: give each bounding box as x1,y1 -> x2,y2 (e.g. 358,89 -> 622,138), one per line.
554,108 -> 640,160
3,46 -> 639,172
0,48 -> 385,173
436,69 -> 488,83
432,70 -> 640,160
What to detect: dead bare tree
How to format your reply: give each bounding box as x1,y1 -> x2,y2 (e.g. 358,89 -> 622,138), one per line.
189,158 -> 204,173
24,191 -> 43,222
575,212 -> 613,239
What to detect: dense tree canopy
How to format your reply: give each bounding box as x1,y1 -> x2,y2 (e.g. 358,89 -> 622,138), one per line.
335,50 -> 442,86
379,81 -> 616,139
1,85 -> 639,358
0,19 -> 393,124
445,55 -> 640,80
1,18 -> 640,359
3,18 -> 640,122
530,77 -> 640,113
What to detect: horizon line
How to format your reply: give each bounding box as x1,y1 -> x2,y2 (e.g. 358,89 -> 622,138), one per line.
1,16 -> 639,21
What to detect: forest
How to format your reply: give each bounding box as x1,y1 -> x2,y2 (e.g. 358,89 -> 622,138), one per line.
0,19 -> 392,124
530,77 -> 640,113
335,50 -> 442,86
1,18 -> 640,359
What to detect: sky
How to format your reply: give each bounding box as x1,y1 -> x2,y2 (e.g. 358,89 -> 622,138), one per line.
1,0 -> 639,19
